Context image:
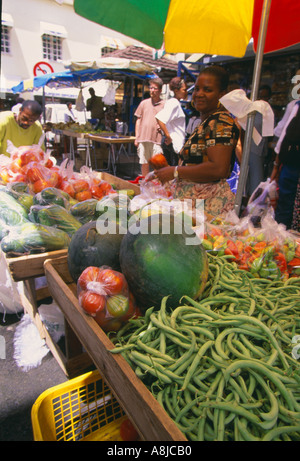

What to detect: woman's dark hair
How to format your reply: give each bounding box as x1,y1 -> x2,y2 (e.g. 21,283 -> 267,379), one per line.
169,77 -> 185,92
199,65 -> 229,92
21,100 -> 43,116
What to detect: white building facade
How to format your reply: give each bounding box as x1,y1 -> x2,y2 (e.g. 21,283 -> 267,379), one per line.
1,0 -> 145,106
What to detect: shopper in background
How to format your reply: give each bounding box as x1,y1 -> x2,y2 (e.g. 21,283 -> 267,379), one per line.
64,102 -> 77,123
86,88 -> 105,127
0,100 -> 44,157
291,177 -> 300,233
155,77 -> 188,166
134,78 -> 165,176
154,65 -> 240,219
270,100 -> 300,230
274,69 -> 300,139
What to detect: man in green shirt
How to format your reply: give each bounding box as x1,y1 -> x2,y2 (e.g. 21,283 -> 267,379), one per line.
0,100 -> 44,157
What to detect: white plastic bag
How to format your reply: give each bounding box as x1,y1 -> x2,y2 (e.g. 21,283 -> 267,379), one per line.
243,179 -> 277,225
0,249 -> 24,315
102,82 -> 116,105
39,302 -> 65,343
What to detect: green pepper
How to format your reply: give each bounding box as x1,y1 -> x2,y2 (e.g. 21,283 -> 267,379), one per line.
201,238 -> 213,251
259,261 -> 280,280
283,238 -> 296,262
250,256 -> 264,274
106,294 -> 129,318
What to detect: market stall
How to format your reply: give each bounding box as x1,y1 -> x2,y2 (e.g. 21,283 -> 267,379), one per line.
0,138 -> 299,440
0,146 -> 140,378
3,0 -> 300,443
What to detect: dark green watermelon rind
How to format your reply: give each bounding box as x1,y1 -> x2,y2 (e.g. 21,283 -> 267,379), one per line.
119,215 -> 209,310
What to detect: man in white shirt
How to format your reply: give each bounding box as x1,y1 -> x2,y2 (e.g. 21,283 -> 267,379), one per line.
64,102 -> 77,123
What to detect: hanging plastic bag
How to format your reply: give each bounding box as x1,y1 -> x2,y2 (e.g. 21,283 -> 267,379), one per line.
75,89 -> 86,112
242,179 -> 277,226
102,82 -> 116,106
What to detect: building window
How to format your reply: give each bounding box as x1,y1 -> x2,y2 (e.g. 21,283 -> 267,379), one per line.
1,25 -> 10,54
42,34 -> 62,61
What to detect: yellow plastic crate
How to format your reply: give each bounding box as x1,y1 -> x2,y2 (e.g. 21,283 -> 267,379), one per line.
31,370 -> 126,441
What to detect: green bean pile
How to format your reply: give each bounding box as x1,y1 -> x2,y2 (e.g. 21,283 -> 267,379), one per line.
109,254 -> 300,441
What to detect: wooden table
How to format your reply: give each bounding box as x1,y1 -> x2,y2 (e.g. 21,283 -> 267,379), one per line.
44,255 -> 187,442
85,134 -> 136,176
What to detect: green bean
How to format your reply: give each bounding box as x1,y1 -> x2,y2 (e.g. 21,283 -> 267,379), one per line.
176,398 -> 262,427
249,370 -> 279,428
236,418 -> 260,441
168,329 -> 196,373
239,333 -> 266,359
135,339 -> 174,363
224,360 -> 297,412
150,313 -> 192,344
180,295 -> 221,319
109,343 -> 136,354
129,352 -> 173,384
181,340 -> 214,391
262,424 -> 300,441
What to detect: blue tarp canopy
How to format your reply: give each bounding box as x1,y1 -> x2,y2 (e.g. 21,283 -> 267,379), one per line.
11,58 -> 157,93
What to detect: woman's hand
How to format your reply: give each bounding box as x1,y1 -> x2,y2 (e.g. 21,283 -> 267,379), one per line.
154,166 -> 175,184
164,135 -> 172,146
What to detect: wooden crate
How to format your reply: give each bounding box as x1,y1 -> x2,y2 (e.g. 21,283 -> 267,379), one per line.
4,174 -> 140,377
44,255 -> 187,442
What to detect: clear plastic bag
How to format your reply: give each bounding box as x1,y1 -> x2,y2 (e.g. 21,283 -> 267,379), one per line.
77,265 -> 140,332
242,179 -> 277,226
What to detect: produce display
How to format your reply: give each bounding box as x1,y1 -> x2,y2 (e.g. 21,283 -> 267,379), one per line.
2,143 -> 300,441
77,265 -> 140,332
110,253 -> 300,441
67,220 -> 125,282
202,214 -> 300,279
0,144 -> 134,256
120,214 -> 208,310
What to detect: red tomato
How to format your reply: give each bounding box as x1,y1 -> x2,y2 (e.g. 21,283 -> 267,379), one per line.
99,182 -> 114,194
20,151 -> 39,166
75,190 -> 93,201
44,158 -> 54,168
9,160 -> 23,174
12,173 -> 27,182
33,179 -> 50,193
78,266 -> 101,291
90,184 -> 105,200
94,306 -> 109,328
79,290 -> 106,316
148,153 -> 168,169
97,269 -> 125,295
60,181 -> 75,198
26,166 -> 43,183
120,418 -> 139,441
72,179 -> 90,193
47,171 -> 59,187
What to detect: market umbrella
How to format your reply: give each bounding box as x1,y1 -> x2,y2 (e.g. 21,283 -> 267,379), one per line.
74,0 -> 300,215
11,58 -> 157,93
74,0 -> 300,58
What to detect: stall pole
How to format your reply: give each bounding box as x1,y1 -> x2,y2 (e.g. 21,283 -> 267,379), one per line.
234,0 -> 272,216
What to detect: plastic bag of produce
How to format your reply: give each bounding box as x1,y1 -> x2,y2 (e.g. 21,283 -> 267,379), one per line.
77,265 -> 140,332
139,173 -> 173,200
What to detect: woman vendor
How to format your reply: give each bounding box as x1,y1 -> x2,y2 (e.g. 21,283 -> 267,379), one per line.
154,65 -> 240,218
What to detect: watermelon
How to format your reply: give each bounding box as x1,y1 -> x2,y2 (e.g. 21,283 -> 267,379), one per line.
67,220 -> 125,282
119,214 -> 209,311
